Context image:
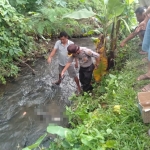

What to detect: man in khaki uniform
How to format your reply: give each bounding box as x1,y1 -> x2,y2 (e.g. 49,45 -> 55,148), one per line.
61,44 -> 100,92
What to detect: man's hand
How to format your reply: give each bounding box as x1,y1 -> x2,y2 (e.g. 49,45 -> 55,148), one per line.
61,72 -> 64,78
47,57 -> 52,64
47,48 -> 56,64
120,41 -> 126,47
75,63 -> 78,68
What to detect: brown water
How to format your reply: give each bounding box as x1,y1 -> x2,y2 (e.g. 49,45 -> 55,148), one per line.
0,37 -> 95,150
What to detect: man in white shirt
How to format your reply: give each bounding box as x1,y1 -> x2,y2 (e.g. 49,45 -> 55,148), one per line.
47,31 -> 81,93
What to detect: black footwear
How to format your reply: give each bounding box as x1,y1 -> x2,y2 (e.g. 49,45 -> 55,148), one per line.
52,80 -> 61,85
52,75 -> 65,85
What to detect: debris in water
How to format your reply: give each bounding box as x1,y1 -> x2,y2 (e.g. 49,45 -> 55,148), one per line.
23,112 -> 27,116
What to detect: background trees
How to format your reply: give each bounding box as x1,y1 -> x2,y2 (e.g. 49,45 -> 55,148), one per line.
0,0 -> 137,84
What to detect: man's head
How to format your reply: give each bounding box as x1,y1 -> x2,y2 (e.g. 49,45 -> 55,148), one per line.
59,31 -> 68,44
67,44 -> 80,55
135,7 -> 146,23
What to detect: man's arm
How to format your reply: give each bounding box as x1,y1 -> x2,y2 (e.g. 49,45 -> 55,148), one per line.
74,58 -> 78,68
47,48 -> 57,63
136,6 -> 150,32
120,32 -> 138,47
86,49 -> 100,68
61,62 -> 72,77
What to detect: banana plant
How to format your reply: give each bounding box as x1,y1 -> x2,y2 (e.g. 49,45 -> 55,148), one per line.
63,0 -> 135,82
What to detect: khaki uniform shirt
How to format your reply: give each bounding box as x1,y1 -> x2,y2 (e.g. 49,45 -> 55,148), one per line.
68,47 -> 99,68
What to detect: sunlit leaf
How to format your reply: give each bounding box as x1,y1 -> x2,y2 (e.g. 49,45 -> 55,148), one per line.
104,0 -> 109,5
79,0 -> 85,2
106,128 -> 112,134
81,134 -> 94,148
63,8 -> 96,19
54,0 -> 67,7
47,124 -> 70,138
113,105 -> 121,114
35,0 -> 43,5
22,133 -> 47,150
126,0 -> 134,5
22,148 -> 30,150
105,140 -> 116,148
9,49 -> 14,56
107,0 -> 125,19
120,18 -> 131,33
16,0 -> 27,5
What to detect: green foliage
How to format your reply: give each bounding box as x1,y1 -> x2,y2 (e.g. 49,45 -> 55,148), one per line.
22,133 -> 47,150
106,0 -> 125,20
119,0 -> 137,37
63,0 -> 125,34
8,0 -> 44,14
0,0 -> 35,84
8,0 -> 104,37
27,1 -> 96,37
47,120 -> 116,150
63,8 -> 96,20
47,125 -> 70,138
66,0 -> 103,12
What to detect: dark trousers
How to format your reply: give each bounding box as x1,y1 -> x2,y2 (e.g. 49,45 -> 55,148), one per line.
79,63 -> 95,92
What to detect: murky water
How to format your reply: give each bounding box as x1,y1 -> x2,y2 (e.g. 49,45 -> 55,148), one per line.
0,38 -> 95,150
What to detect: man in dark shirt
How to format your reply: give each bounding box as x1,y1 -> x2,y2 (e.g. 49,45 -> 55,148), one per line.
120,7 -> 146,54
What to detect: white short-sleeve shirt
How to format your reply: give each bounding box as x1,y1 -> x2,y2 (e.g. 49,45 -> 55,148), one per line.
54,40 -> 74,66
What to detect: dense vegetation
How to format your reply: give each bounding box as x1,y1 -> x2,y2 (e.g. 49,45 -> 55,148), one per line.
1,0 -> 150,150
0,0 -> 137,84
0,0 -> 99,84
